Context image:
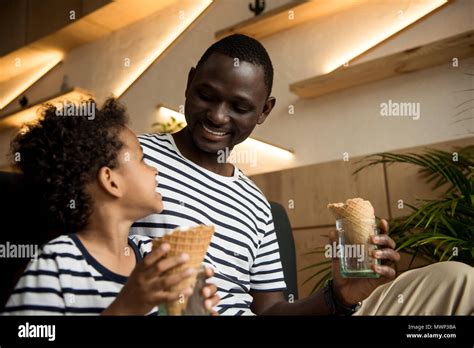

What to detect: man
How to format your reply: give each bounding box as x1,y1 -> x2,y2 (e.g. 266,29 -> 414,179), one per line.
131,34 -> 473,316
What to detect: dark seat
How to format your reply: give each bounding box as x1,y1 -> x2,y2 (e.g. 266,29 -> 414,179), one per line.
0,171 -> 55,308
269,201 -> 298,301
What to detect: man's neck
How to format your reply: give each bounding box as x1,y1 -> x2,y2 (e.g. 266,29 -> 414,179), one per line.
172,128 -> 234,177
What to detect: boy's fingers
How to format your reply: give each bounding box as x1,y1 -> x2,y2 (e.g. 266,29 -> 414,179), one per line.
147,253 -> 189,277
205,294 -> 220,310
201,284 -> 217,298
159,268 -> 195,289
204,266 -> 214,278
142,243 -> 170,268
156,287 -> 193,303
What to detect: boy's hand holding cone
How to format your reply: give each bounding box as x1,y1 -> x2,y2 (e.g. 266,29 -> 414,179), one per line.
103,225 -> 218,316
152,225 -> 217,315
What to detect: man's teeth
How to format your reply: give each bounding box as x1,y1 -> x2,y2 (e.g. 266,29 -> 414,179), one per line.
202,124 -> 228,136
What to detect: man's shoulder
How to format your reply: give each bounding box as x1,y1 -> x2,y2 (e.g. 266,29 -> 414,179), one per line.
138,133 -> 177,157
237,173 -> 272,216
138,133 -> 171,144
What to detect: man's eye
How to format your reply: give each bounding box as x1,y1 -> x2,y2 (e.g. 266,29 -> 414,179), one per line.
234,105 -> 249,113
198,91 -> 212,101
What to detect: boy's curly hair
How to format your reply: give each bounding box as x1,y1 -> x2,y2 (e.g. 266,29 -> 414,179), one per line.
10,98 -> 129,232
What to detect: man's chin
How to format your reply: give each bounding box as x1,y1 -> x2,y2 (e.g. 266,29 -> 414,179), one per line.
192,134 -> 231,155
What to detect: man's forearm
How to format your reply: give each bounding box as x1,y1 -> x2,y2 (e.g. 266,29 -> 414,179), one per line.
259,287 -> 332,315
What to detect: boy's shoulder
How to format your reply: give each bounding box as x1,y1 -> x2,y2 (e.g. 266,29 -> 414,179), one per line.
40,234 -> 77,255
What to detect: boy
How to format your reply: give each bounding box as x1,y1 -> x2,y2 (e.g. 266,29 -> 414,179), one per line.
3,98 -> 219,315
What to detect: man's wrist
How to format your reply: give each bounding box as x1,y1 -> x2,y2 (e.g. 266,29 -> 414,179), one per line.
331,280 -> 356,307
323,279 -> 361,316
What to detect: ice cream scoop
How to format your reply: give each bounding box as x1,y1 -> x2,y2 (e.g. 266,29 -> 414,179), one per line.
327,198 -> 376,245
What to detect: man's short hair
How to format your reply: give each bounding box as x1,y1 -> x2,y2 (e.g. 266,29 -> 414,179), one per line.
196,34 -> 274,98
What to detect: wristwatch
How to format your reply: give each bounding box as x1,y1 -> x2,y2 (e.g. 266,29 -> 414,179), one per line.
323,279 -> 361,316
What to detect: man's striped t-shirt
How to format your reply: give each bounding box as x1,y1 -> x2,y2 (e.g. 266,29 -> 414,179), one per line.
3,234 -> 157,315
130,133 -> 287,315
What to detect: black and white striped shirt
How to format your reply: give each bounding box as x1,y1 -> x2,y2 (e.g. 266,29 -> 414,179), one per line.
3,234 -> 157,315
130,133 -> 287,315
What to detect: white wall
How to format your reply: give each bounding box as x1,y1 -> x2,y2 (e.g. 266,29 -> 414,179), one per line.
255,0 -> 474,169
1,0 -> 473,173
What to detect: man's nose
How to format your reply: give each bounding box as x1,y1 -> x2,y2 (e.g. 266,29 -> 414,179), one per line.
207,103 -> 230,125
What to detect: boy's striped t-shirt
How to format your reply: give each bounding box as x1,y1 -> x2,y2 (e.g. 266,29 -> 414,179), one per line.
3,234 -> 156,315
130,133 -> 287,315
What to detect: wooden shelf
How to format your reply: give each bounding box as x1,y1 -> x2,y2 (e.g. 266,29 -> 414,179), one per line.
1,0 -> 176,89
290,29 -> 474,99
0,88 -> 93,131
215,0 -> 362,40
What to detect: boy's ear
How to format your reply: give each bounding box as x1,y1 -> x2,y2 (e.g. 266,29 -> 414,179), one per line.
185,67 -> 196,98
257,96 -> 276,125
97,167 -> 123,198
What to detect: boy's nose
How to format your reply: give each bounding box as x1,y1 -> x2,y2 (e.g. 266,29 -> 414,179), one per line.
147,164 -> 158,176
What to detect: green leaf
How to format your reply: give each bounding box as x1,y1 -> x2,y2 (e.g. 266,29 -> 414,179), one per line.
298,260 -> 331,272
301,265 -> 332,286
309,271 -> 332,294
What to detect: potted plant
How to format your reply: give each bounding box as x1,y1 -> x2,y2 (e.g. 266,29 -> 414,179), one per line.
301,145 -> 474,293
151,116 -> 185,134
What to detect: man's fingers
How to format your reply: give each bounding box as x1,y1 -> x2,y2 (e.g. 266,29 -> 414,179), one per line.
371,234 -> 396,250
379,219 -> 389,235
372,264 -> 396,279
373,248 -> 400,263
328,230 -> 337,244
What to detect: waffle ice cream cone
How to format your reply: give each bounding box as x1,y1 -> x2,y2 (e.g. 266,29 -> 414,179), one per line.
327,198 -> 375,244
152,225 -> 214,315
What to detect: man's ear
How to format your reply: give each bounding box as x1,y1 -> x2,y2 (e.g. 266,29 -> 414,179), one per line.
257,96 -> 276,125
97,166 -> 123,198
185,67 -> 196,98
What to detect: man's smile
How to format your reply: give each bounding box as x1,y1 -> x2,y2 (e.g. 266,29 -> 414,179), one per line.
200,121 -> 232,139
